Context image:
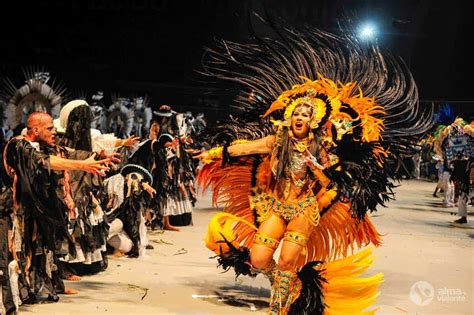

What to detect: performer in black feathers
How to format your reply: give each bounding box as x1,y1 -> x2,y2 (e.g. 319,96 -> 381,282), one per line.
194,14 -> 433,315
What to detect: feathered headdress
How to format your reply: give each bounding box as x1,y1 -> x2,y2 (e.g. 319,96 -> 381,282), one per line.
1,66 -> 68,130
434,104 -> 456,127
200,14 -> 433,151
432,104 -> 469,158
107,94 -> 134,138
263,75 -> 385,145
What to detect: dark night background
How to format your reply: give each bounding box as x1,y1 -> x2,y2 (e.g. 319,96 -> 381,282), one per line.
0,0 -> 473,121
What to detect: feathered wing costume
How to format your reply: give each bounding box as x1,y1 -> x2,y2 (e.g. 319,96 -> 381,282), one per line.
196,15 -> 432,315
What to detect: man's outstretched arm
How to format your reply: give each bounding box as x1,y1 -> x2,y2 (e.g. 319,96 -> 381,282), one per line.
50,155 -> 111,175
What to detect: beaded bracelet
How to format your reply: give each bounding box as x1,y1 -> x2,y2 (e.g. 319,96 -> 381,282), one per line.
208,146 -> 223,159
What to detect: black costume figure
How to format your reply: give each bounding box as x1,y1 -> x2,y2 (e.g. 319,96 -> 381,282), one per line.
3,137 -> 74,305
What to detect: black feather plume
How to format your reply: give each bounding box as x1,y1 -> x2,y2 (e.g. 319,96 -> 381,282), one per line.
213,234 -> 255,279
289,261 -> 327,315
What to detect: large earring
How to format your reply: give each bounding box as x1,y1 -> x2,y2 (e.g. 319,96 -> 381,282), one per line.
288,129 -> 294,138
309,132 -> 314,140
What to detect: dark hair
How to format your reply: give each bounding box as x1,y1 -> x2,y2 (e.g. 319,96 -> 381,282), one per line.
273,127 -> 321,183
273,104 -> 323,185
59,105 -> 93,151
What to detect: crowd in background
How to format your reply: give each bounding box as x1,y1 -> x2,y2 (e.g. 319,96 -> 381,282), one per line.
0,70 -> 209,314
403,105 -> 473,224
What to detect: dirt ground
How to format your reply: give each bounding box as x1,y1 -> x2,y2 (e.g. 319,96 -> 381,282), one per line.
21,179 -> 473,315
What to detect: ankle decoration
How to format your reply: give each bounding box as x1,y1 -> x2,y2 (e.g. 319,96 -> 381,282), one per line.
268,269 -> 302,315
